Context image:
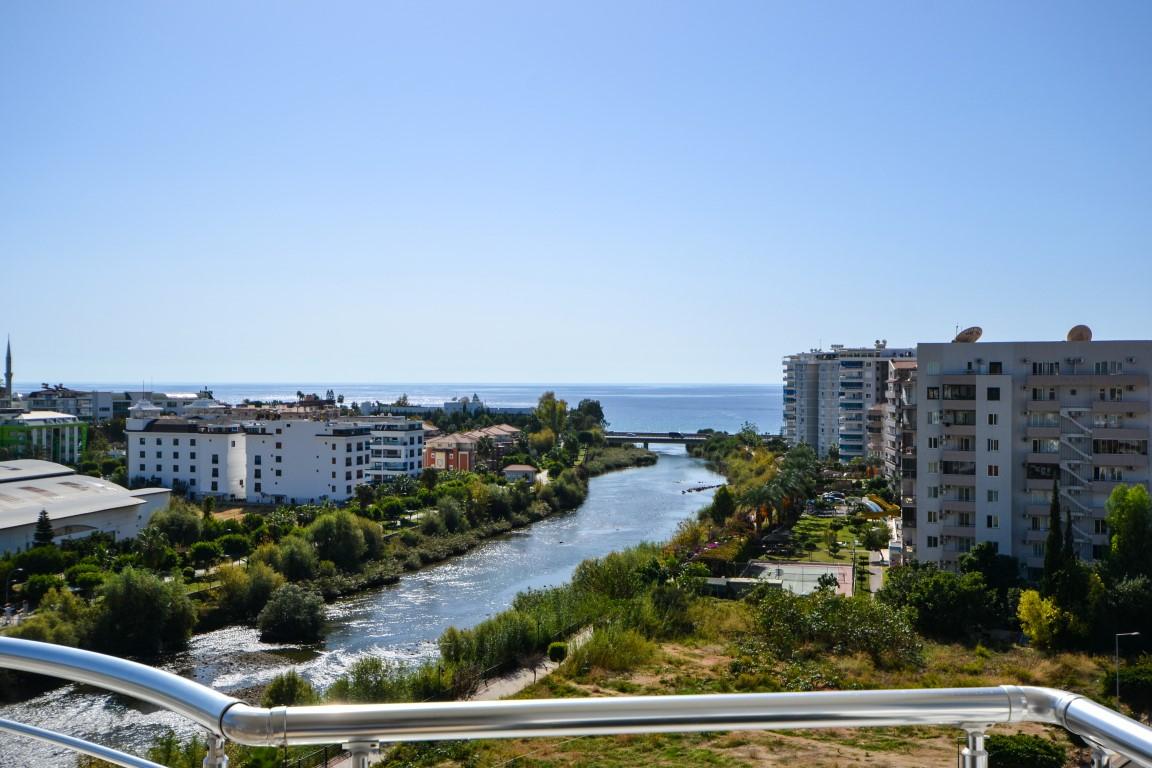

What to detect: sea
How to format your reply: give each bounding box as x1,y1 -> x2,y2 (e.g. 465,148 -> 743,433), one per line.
24,382 -> 784,435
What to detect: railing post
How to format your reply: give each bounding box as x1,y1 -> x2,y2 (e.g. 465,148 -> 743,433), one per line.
342,740 -> 379,768
1091,745 -> 1112,768
202,733 -> 228,768
959,727 -> 988,768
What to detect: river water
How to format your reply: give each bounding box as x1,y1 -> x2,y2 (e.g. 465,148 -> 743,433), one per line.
2,447 -> 722,765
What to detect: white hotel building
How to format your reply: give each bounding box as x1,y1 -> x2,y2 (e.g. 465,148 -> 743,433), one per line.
913,335 -> 1151,578
126,402 -> 423,505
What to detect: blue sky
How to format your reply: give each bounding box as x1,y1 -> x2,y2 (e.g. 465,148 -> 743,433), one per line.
2,2 -> 1150,384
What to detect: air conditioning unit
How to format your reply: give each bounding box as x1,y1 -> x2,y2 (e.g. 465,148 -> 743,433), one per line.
1126,357 -> 1136,363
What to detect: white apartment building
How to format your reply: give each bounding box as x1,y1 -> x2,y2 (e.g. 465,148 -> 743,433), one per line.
363,417 -> 425,483
783,342 -> 914,461
913,333 -> 1151,577
126,411 -> 423,505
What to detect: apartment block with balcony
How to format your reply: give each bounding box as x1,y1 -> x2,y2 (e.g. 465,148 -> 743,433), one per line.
783,342 -> 914,461
364,416 -> 425,483
881,359 -> 918,550
914,335 -> 1151,576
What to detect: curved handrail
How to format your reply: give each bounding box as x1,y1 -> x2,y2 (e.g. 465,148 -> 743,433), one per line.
0,637 -> 240,733
0,717 -> 167,768
3,637 -> 1152,767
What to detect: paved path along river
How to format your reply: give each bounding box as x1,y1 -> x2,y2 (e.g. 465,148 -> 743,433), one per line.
1,447 -> 722,766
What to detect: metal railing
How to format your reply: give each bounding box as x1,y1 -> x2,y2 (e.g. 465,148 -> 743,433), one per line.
3,636 -> 1152,768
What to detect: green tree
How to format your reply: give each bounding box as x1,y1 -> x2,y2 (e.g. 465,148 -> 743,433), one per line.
217,533 -> 252,562
1042,479 -> 1065,595
570,399 -> 606,431
261,669 -> 319,707
475,436 -> 495,471
707,486 -> 736,526
257,584 -> 327,643
861,525 -> 889,555
534,391 -> 568,437
1106,484 -> 1152,580
307,511 -> 366,572
33,509 -> 55,547
91,568 -> 197,654
277,535 -> 319,581
189,540 -> 222,568
148,500 -> 203,548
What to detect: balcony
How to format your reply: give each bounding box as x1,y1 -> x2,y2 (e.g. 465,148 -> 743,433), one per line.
5,637 -> 1152,768
941,500 -> 976,513
1028,373 -> 1144,387
941,524 -> 976,538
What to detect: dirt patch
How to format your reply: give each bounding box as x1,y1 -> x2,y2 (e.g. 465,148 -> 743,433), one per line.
211,506 -> 247,521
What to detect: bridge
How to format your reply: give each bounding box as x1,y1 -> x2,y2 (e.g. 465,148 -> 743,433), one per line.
604,431 -> 710,447
2,637 -> 1151,768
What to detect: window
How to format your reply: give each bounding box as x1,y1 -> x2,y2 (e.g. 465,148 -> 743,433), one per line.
173,438 -> 180,445
275,455 -> 281,463
1094,519 -> 1108,535
155,464 -> 162,472
987,489 -> 999,503
211,481 -> 218,492
139,437 -> 145,445
1032,542 -> 1045,558
1032,516 -> 1042,531
156,451 -> 162,458
987,439 -> 999,451
212,454 -> 219,464
986,515 -> 999,529
927,486 -> 939,498
927,536 -> 939,548
231,440 -> 236,447
156,438 -> 161,445
345,457 -> 352,467
254,455 -> 262,465
190,466 -> 196,474
987,413 -> 999,426
989,361 -> 1002,374
190,438 -> 196,446
927,509 -> 938,522
275,442 -> 282,449
212,468 -> 219,478
987,465 -> 999,477
987,387 -> 1000,401
173,452 -> 179,459
139,450 -> 145,458
254,469 -> 262,479
172,465 -> 179,473
928,411 -> 942,425
345,471 -> 352,481
928,437 -> 940,449
254,482 -> 262,493
927,387 -> 940,400
346,443 -> 352,453
139,463 -> 145,471
927,461 -> 939,474
275,469 -> 281,477
190,451 -> 196,460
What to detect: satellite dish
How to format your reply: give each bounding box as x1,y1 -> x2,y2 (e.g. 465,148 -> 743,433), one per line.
1067,324 -> 1093,342
952,326 -> 983,343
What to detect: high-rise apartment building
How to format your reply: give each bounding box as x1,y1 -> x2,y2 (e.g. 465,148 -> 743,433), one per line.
913,331 -> 1151,577
783,341 -> 914,461
881,359 -> 918,544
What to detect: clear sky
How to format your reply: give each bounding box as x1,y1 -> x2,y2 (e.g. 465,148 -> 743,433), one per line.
2,2 -> 1150,384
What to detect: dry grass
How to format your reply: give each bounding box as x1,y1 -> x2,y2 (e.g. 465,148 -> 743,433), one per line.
377,599 -> 1109,768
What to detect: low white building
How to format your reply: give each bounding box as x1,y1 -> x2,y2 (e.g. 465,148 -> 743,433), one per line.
0,410 -> 87,464
0,460 -> 170,554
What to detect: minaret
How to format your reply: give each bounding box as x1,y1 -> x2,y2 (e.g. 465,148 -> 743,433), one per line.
3,336 -> 11,406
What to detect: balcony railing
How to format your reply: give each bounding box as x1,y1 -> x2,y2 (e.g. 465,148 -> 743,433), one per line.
3,638 -> 1152,767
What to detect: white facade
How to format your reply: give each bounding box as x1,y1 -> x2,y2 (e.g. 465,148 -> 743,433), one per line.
914,338 -> 1151,576
126,415 -> 423,505
783,343 -> 914,460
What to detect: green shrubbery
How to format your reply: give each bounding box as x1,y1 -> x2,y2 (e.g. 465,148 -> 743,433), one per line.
985,733 -> 1066,768
257,584 -> 327,643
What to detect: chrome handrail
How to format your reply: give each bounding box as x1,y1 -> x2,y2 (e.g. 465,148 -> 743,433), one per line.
0,717 -> 167,768
3,637 -> 1152,767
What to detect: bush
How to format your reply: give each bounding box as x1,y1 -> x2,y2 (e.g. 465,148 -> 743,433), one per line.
565,626 -> 655,675
307,511 -> 366,572
22,573 -> 66,606
261,670 -> 319,707
189,541 -> 222,568
90,568 -> 197,655
15,545 -> 67,575
148,500 -> 203,547
257,584 -> 327,643
985,733 -> 1066,768
547,642 -> 567,662
216,533 -> 252,561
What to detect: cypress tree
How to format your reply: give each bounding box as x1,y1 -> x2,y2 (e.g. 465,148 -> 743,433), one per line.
1042,479 -> 1063,596
33,509 -> 55,547
1063,508 -> 1075,564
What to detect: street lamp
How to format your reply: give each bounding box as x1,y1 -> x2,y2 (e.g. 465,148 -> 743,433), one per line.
4,567 -> 24,606
1116,631 -> 1141,704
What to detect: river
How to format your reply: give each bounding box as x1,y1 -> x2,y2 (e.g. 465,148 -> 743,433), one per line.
2,447 -> 722,766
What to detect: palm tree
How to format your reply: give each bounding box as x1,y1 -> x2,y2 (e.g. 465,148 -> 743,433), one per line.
476,436 -> 496,471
